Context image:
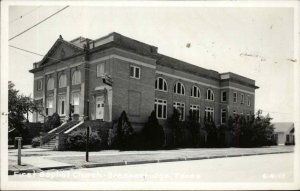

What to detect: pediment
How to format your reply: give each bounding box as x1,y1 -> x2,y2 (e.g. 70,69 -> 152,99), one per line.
39,38 -> 84,66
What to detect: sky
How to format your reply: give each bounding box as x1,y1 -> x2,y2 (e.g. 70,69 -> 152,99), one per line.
7,3 -> 297,122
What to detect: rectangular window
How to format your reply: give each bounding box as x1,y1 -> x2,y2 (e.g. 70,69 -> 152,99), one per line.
221,109 -> 226,124
190,105 -> 200,123
46,97 -> 54,116
155,99 -> 167,119
174,102 -> 185,121
97,63 -> 105,77
233,92 -> 237,103
205,107 -> 214,122
221,91 -> 227,102
247,95 -> 251,106
130,65 -> 140,79
241,93 -> 244,104
58,95 -> 66,116
71,93 -> 80,114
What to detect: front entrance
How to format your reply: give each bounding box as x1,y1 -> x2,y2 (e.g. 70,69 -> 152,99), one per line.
96,96 -> 104,120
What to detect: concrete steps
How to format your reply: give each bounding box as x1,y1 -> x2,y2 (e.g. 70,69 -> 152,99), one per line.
41,138 -> 56,150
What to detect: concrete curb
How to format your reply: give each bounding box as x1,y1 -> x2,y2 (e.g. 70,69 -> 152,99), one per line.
8,165 -> 76,175
8,168 -> 42,175
80,151 -> 293,169
9,150 -> 294,174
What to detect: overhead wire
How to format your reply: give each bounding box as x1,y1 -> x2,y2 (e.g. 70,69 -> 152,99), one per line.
9,6 -> 69,41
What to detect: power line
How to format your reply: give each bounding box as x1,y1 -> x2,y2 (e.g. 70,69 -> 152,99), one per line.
9,6 -> 69,41
9,45 -> 44,57
10,6 -> 42,24
8,45 -> 291,116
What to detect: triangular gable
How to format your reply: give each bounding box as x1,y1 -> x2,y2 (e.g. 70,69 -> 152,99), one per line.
39,38 -> 84,66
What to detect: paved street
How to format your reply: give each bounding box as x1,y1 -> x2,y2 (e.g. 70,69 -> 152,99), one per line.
9,153 -> 293,183
8,146 -> 294,170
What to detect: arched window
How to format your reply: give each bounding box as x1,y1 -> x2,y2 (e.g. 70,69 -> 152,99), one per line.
155,77 -> 168,91
47,77 -> 54,90
191,85 -> 201,98
58,74 -> 67,88
206,89 -> 214,101
174,82 -> 185,95
72,70 -> 81,85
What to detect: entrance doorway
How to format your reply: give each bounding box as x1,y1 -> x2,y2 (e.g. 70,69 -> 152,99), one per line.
96,96 -> 104,120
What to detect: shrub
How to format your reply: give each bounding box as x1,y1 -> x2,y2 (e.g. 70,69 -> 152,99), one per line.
32,136 -> 40,148
231,112 -> 275,147
115,111 -> 133,149
168,108 -> 181,148
43,113 -> 61,132
66,129 -> 102,151
107,127 -> 118,149
187,109 -> 201,147
142,111 -> 165,150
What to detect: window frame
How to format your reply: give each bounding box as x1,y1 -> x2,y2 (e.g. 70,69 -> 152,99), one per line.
58,95 -> 66,116
233,92 -> 237,103
221,90 -> 227,102
155,77 -> 168,92
206,89 -> 214,101
191,85 -> 201,98
174,82 -> 185,95
129,65 -> 140,79
71,92 -> 80,114
173,102 -> 185,121
247,95 -> 251,106
190,104 -> 201,123
221,108 -> 227,124
47,77 -> 54,91
46,96 -> 54,116
58,74 -> 67,88
155,99 -> 167,119
72,70 -> 81,85
241,93 -> 244,104
205,107 -> 214,122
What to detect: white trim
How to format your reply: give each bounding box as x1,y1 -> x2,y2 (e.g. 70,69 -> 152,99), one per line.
114,47 -> 156,62
221,108 -> 227,124
56,66 -> 67,72
45,71 -> 54,75
155,98 -> 167,119
64,121 -> 84,134
156,71 -> 255,95
155,77 -> 168,92
34,76 -> 43,80
173,101 -> 185,121
221,86 -> 254,95
48,122 -> 67,134
90,54 -> 156,69
129,65 -> 141,79
221,90 -> 226,102
156,71 -> 219,89
206,88 -> 214,101
233,92 -> 238,103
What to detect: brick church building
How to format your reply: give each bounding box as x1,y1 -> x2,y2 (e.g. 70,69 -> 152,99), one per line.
30,32 -> 258,128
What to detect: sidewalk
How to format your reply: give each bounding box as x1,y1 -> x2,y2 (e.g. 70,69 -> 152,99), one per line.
8,146 -> 294,175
